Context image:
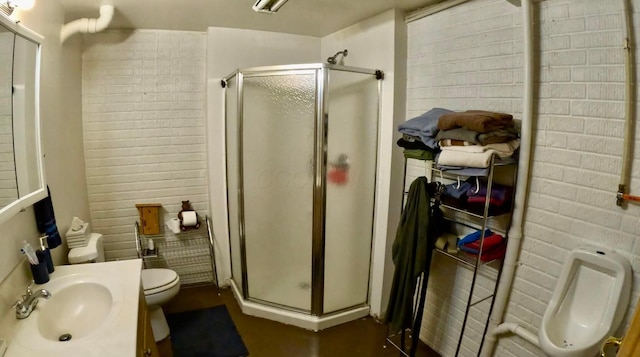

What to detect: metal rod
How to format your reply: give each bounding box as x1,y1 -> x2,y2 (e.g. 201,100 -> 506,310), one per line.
311,68 -> 327,316
455,155 -> 496,357
237,72 -> 249,299
206,216 -> 221,295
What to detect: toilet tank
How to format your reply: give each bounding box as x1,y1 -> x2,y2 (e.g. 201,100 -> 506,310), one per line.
68,233 -> 105,264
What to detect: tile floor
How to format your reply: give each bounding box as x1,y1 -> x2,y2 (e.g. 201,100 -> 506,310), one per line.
160,285 -> 439,357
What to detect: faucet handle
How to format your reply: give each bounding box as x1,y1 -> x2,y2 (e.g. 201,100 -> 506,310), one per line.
12,299 -> 25,310
25,281 -> 34,296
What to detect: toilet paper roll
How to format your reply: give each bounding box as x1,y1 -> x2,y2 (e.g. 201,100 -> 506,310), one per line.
181,211 -> 198,227
166,218 -> 181,234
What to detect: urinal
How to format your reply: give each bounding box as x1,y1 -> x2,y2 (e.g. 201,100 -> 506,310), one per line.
539,247 -> 632,357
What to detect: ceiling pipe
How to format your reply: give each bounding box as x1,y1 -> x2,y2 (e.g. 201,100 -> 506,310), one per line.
60,5 -> 114,44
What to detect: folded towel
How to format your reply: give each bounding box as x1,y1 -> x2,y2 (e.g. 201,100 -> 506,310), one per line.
477,125 -> 519,145
458,229 -> 492,246
435,165 -> 491,177
398,108 -> 454,149
438,110 -> 513,133
439,139 -> 475,147
33,186 -> 62,249
403,149 -> 436,161
464,241 -> 507,262
466,182 -> 513,202
437,139 -> 520,159
444,181 -> 473,199
435,125 -> 518,146
397,138 -> 432,151
459,233 -> 505,254
437,149 -> 495,168
435,127 -> 481,144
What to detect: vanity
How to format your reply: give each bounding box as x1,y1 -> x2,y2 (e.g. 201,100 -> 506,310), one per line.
5,259 -> 159,357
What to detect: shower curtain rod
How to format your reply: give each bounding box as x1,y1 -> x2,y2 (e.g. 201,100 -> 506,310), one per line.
221,63 -> 383,84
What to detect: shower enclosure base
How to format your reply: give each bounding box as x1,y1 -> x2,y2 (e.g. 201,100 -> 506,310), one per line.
230,279 -> 370,331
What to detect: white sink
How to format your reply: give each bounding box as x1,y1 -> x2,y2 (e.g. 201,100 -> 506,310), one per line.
36,279 -> 116,342
7,259 -> 142,357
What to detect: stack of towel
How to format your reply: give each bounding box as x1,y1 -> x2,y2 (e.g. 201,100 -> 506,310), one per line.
397,108 -> 453,160
457,229 -> 507,262
397,108 -> 520,167
435,110 -> 519,168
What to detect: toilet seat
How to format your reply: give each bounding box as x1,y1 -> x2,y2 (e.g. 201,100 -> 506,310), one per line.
141,269 -> 180,296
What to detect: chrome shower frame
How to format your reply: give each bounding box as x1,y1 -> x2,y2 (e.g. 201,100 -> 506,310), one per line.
222,63 -> 383,319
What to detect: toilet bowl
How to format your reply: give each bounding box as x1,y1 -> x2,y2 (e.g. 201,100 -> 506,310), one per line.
68,233 -> 180,342
538,247 -> 631,357
141,268 -> 181,342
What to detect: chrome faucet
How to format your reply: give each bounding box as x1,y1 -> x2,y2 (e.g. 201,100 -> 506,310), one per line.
13,284 -> 51,319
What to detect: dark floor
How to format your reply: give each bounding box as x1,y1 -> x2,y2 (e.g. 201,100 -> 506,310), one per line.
162,285 -> 439,357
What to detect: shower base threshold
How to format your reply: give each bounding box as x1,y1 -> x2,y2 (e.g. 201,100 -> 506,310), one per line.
230,279 -> 370,331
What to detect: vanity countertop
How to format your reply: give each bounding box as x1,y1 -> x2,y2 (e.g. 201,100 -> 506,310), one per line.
6,259 -> 143,357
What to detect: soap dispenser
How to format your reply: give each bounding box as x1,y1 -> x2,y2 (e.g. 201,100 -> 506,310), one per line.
39,236 -> 54,273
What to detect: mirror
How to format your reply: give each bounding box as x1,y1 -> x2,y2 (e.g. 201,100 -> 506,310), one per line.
0,14 -> 46,225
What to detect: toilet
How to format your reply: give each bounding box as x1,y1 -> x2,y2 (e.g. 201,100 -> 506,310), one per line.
538,247 -> 631,357
68,232 -> 181,342
140,268 -> 180,341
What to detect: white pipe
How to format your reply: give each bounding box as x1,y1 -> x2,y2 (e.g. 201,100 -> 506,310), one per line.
60,5 -> 114,44
479,0 -> 534,356
617,0 -> 634,205
493,323 -> 539,347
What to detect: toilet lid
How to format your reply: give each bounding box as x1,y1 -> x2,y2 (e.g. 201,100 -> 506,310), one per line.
141,269 -> 179,292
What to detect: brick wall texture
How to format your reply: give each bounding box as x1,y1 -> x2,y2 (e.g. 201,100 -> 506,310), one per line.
82,30 -> 208,261
407,0 -> 640,356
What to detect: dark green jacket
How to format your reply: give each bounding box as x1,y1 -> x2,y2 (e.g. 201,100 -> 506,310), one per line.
384,176 -> 432,333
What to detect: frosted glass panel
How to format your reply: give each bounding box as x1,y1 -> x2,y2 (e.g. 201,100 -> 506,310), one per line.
242,73 -> 316,311
225,76 -> 242,294
323,71 -> 378,313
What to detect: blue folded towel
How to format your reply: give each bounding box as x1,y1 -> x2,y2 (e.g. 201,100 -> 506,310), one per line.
457,229 -> 492,247
33,186 -> 62,249
398,108 -> 454,149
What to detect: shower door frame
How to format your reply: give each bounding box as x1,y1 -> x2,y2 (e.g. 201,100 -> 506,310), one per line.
223,63 -> 382,317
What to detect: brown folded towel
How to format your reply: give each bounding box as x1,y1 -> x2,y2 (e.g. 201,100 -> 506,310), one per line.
438,110 -> 513,133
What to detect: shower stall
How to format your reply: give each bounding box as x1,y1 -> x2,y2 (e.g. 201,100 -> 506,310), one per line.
223,63 -> 382,329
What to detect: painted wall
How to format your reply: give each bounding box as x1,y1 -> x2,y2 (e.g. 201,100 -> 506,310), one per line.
206,27 -> 321,284
0,0 -> 88,341
406,0 -> 640,356
81,29 -> 209,261
321,8 -> 408,317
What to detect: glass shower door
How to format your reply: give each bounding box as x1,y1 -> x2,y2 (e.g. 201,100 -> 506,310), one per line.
323,70 -> 379,313
241,71 -> 317,312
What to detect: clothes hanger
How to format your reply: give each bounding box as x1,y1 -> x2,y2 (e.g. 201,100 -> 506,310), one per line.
473,176 -> 480,194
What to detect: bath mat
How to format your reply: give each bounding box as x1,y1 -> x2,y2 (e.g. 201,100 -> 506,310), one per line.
167,305 -> 249,357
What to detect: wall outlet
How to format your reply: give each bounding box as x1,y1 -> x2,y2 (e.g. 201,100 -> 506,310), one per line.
0,339 -> 6,357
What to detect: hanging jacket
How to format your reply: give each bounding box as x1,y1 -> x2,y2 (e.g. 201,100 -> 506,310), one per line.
384,176 -> 432,334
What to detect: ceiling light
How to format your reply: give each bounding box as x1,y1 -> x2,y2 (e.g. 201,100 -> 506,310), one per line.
0,0 -> 35,16
252,0 -> 288,14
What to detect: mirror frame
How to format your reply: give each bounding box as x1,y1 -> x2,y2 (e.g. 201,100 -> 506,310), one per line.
0,13 -> 47,225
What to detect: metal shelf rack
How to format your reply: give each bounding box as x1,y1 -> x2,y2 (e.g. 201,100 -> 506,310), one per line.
135,215 -> 219,292
385,155 -> 517,357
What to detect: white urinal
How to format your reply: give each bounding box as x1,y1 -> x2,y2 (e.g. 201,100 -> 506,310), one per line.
539,247 -> 632,357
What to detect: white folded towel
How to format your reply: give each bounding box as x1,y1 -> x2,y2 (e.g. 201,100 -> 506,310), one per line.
439,139 -> 520,158
437,149 -> 495,168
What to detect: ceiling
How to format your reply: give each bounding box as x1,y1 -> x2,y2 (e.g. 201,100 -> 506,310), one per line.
56,0 -> 443,37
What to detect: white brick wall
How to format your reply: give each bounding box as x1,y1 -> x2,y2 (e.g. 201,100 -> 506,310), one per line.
82,30 -> 208,261
407,0 -> 640,356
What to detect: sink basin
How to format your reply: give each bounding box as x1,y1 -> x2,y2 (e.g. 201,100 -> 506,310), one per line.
37,281 -> 114,342
7,260 -> 142,357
